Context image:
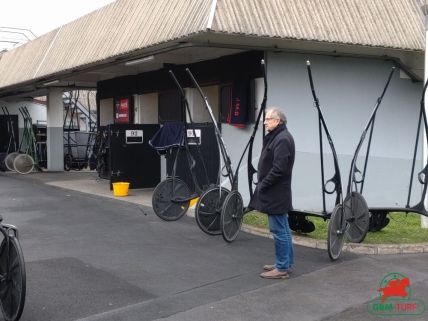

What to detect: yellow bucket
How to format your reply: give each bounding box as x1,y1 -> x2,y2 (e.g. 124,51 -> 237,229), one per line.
189,197 -> 199,207
112,182 -> 130,197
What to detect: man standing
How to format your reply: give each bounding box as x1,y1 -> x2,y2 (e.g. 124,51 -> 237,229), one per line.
249,107 -> 295,279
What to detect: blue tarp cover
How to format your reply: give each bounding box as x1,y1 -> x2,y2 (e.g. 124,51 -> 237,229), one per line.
149,122 -> 185,152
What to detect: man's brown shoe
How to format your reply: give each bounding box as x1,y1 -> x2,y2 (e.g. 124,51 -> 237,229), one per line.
263,264 -> 275,271
263,265 -> 293,273
260,268 -> 290,279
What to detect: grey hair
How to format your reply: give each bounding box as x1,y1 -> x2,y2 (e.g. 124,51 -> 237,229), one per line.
266,107 -> 287,125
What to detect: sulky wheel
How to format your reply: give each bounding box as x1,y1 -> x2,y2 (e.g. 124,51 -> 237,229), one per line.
0,237 -> 26,321
4,153 -> 19,172
64,154 -> 73,171
13,154 -> 34,175
327,204 -> 346,261
221,190 -> 244,243
152,178 -> 191,221
195,186 -> 230,236
343,192 -> 370,243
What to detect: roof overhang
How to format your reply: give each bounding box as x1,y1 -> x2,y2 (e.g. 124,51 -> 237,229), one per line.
0,32 -> 423,101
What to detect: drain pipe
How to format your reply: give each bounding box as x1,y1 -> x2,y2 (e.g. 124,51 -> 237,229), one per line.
422,2 -> 428,228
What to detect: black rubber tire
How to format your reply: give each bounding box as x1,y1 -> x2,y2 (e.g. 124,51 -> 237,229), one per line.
327,204 -> 346,261
221,190 -> 244,243
152,178 -> 191,221
343,192 -> 370,243
0,237 -> 26,321
195,186 -> 230,236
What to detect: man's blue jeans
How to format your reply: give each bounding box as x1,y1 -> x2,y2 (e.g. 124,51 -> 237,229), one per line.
268,213 -> 294,272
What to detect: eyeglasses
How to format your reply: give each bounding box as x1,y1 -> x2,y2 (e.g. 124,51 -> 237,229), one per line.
265,117 -> 279,121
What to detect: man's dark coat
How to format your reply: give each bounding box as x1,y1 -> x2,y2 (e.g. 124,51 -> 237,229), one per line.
249,123 -> 295,214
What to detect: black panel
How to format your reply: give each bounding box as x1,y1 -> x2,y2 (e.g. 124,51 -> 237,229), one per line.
98,75 -> 137,99
97,51 -> 264,99
109,124 -> 160,189
158,90 -> 184,123
0,115 -> 19,153
166,123 -> 219,193
220,84 -> 232,123
97,51 -> 263,128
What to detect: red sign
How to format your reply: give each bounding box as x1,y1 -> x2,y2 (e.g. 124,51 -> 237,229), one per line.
115,98 -> 129,123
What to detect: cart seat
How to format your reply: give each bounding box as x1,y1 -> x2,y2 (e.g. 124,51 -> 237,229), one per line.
149,122 -> 185,154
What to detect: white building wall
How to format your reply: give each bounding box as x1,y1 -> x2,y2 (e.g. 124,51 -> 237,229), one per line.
264,52 -> 422,212
0,101 -> 46,128
0,100 -> 47,146
136,93 -> 158,124
218,52 -> 422,212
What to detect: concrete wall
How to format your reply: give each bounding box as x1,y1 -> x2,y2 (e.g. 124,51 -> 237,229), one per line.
220,78 -> 264,204
0,100 -> 47,143
216,52 -> 422,212
262,52 -> 422,211
186,85 -> 220,123
135,93 -> 158,124
0,100 -> 46,127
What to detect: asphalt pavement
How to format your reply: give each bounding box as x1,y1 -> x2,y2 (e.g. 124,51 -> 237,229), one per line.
0,172 -> 427,321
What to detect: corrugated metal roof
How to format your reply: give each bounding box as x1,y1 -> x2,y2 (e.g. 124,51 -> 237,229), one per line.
212,0 -> 424,50
0,0 -> 213,88
0,0 -> 424,91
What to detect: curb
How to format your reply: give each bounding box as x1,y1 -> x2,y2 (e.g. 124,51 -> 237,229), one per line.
241,224 -> 428,255
190,206 -> 428,255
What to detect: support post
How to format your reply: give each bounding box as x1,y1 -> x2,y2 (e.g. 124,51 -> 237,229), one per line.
46,88 -> 64,171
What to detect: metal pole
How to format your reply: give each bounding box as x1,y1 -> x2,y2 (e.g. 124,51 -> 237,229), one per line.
421,2 -> 428,228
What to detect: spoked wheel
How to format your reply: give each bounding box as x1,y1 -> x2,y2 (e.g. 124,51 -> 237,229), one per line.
195,186 -> 230,236
13,154 -> 34,175
4,153 -> 19,172
327,204 -> 346,261
64,154 -> 73,171
221,190 -> 244,243
152,178 -> 191,221
343,192 -> 370,243
0,237 -> 26,321
96,157 -> 106,177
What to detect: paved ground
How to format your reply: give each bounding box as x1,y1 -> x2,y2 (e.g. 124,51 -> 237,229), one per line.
1,171 -> 427,321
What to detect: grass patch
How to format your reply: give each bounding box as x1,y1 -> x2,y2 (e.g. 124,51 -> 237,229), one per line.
243,212 -> 428,244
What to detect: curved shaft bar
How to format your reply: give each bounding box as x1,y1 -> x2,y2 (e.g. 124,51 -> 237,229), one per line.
407,79 -> 428,212
186,68 -> 235,187
306,61 -> 343,210
169,70 -> 210,193
229,59 -> 267,197
346,67 -> 395,195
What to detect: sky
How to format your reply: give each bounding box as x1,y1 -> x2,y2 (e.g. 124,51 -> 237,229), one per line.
0,0 -> 115,50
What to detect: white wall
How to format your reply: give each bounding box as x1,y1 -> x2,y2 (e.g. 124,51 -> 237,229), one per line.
264,52 -> 422,211
0,100 -> 47,146
186,85 -> 220,122
0,101 -> 46,127
99,98 -> 113,126
135,93 -> 158,124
